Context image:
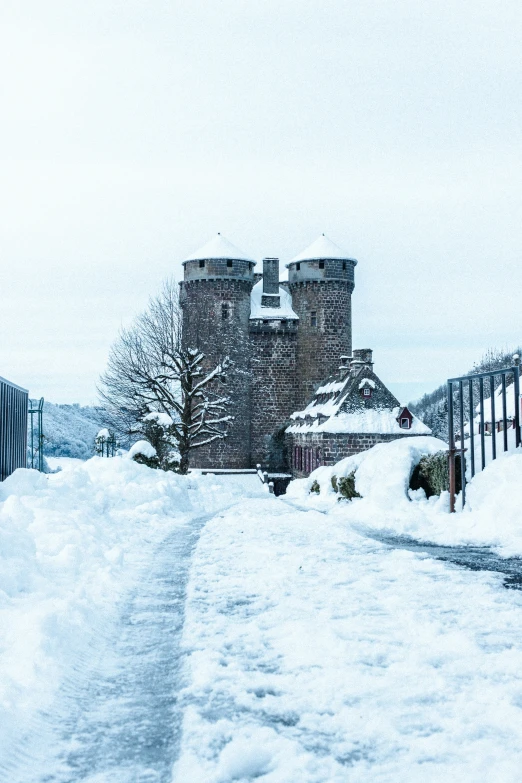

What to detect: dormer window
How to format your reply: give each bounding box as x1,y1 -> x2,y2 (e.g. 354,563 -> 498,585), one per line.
363,387 -> 371,397
199,259 -> 205,268
397,407 -> 414,430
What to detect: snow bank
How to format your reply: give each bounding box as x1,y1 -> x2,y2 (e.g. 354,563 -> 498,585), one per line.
0,458 -> 265,759
288,435 -> 522,555
288,436 -> 446,506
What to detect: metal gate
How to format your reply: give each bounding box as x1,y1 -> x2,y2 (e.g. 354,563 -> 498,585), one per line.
0,375 -> 29,481
447,362 -> 521,511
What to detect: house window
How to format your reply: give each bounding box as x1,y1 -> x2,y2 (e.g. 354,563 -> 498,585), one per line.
363,387 -> 371,397
343,262 -> 346,271
222,303 -> 230,320
310,311 -> 317,327
199,259 -> 205,268
227,259 -> 233,268
319,260 -> 325,269
296,263 -> 301,271
400,418 -> 410,429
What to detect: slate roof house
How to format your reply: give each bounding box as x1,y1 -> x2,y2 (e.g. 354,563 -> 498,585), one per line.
180,233 -> 430,476
285,349 -> 430,477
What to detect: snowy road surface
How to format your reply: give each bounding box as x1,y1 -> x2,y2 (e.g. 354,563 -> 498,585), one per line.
3,513 -> 210,783
3,467 -> 522,781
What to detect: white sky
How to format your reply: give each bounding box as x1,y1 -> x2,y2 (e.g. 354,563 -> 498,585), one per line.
1,0 -> 521,404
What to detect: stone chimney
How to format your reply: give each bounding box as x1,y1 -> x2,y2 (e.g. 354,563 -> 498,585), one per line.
261,258 -> 280,308
349,349 -> 373,375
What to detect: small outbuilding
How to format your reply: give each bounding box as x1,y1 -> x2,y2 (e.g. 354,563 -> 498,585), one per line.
285,349 -> 431,476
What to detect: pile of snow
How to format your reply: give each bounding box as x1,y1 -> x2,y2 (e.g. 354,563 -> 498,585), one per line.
0,458 -> 265,758
288,435 -> 522,556
128,439 -> 157,459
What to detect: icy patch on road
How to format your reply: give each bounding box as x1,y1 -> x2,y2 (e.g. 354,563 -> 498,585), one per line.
174,496 -> 522,782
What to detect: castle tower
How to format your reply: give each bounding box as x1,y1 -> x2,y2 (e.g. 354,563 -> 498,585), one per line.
179,234 -> 255,468
287,234 -> 357,409
249,258 -> 298,469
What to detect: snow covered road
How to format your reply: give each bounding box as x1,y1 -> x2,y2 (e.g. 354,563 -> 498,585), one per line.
174,495 -> 522,783
3,457 -> 522,782
4,513 -> 210,783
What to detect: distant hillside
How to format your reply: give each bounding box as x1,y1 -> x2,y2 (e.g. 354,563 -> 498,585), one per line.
409,348 -> 522,440
38,402 -> 106,460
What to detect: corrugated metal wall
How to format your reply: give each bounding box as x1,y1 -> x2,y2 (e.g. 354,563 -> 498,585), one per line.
0,376 -> 28,481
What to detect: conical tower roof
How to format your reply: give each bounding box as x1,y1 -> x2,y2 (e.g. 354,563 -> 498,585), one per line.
290,234 -> 356,264
183,233 -> 256,263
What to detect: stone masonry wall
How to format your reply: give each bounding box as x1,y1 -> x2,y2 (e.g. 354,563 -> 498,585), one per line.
250,319 -> 297,470
289,280 -> 353,410
180,277 -> 253,468
286,431 -> 423,478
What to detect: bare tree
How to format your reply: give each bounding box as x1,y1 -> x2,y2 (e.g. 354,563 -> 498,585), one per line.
98,279 -> 233,473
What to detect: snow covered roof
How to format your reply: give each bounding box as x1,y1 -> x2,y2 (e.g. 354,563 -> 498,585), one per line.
289,234 -> 356,264
183,233 -> 256,264
287,361 -> 431,436
286,408 -> 431,435
250,279 -> 298,320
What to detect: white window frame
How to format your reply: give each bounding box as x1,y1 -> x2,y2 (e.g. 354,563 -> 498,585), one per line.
400,417 -> 410,429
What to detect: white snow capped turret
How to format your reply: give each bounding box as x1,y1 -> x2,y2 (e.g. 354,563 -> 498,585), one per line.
183,233 -> 256,263
290,234 -> 355,263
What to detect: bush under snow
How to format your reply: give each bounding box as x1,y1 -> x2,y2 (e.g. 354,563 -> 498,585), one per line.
288,435 -> 522,556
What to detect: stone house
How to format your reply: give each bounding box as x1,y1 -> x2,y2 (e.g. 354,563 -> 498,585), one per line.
285,349 -> 430,477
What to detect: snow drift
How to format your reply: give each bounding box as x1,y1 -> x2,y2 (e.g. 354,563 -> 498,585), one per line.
288,435 -> 522,555
0,457 -> 266,763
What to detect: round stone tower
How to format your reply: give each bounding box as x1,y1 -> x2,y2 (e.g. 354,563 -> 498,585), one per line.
179,234 -> 255,469
287,234 -> 357,409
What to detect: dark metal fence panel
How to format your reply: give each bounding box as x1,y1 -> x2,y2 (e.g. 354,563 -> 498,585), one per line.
447,363 -> 521,512
0,376 -> 29,481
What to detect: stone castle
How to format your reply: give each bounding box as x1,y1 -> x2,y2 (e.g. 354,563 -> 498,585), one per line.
180,233 -> 428,474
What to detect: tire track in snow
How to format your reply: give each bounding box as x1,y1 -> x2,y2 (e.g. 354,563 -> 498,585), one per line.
3,512 -> 213,783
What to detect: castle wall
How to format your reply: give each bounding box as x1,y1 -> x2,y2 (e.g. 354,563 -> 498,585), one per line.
289,279 -> 353,409
180,276 -> 253,468
250,319 -> 297,470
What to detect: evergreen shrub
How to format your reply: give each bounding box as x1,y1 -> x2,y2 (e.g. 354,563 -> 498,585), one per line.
331,472 -> 360,500
409,451 -> 463,498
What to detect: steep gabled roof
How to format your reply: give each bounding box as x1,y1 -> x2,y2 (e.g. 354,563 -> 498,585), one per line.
289,234 -> 356,264
183,233 -> 256,263
286,363 -> 431,435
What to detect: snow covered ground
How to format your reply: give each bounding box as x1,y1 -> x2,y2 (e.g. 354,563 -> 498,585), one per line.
174,491 -> 522,782
0,458 -> 267,782
3,444 -> 522,781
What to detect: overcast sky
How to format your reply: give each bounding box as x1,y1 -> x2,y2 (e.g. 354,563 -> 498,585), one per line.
1,0 -> 521,404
